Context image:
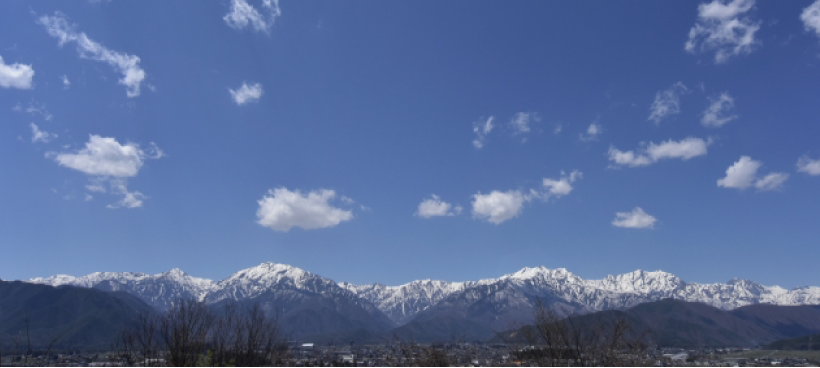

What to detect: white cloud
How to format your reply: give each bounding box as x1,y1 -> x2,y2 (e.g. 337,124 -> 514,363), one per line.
472,171 -> 581,224
797,155 -> 820,176
0,55 -> 34,89
553,123 -> 563,134
256,187 -> 353,232
648,82 -> 688,124
472,116 -> 494,149
51,135 -> 162,209
61,74 -> 70,89
229,82 -> 263,105
30,123 -> 57,143
702,92 -> 737,127
802,0 -> 820,39
608,137 -> 710,168
509,112 -> 537,136
224,0 -> 281,33
685,0 -> 760,63
416,194 -> 461,218
540,170 -> 582,199
717,156 -> 760,189
53,135 -> 162,177
471,190 -> 526,224
612,207 -> 657,229
106,179 -> 145,209
754,172 -> 789,191
579,123 -> 602,142
38,12 -> 146,97
716,155 -> 787,191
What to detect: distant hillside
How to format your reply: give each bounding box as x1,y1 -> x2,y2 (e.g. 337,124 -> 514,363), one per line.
498,299 -> 820,347
764,334 -> 820,350
0,280 -> 152,350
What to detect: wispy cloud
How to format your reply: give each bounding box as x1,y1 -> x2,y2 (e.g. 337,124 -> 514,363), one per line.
648,82 -> 688,124
256,187 -> 353,232
579,123 -> 602,142
612,207 -> 657,229
0,55 -> 34,89
509,112 -> 538,138
38,12 -> 146,97
685,0 -> 760,63
30,123 -> 57,143
472,116 -> 494,149
224,0 -> 281,33
608,137 -> 710,168
702,92 -> 737,127
229,82 -> 263,105
106,179 -> 146,209
16,100 -> 53,121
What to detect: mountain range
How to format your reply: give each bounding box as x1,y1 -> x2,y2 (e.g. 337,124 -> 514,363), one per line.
0,280 -> 152,350
25,262 -> 820,343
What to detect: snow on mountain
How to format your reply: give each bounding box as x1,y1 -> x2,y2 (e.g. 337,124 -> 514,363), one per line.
344,266 -> 820,323
29,269 -> 216,310
204,262 -> 352,304
27,264 -> 820,325
339,279 -> 473,325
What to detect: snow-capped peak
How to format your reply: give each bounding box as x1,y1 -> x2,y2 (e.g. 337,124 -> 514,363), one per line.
205,262 -> 341,304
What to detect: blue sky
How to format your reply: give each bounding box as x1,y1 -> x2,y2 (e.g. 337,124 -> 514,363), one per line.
1,0 -> 820,288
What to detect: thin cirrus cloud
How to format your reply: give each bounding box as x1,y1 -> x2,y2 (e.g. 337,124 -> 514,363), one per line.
802,0 -> 820,39
30,123 -> 57,143
608,137 -> 710,168
0,55 -> 34,89
472,116 -> 494,149
648,82 -> 688,124
612,207 -> 657,229
717,155 -> 789,191
229,82 -> 263,105
797,155 -> 820,176
685,0 -> 760,64
224,0 -> 282,33
701,92 -> 737,127
509,112 -> 538,137
37,12 -> 146,97
415,195 -> 462,218
50,135 -> 163,208
579,123 -> 602,142
256,187 -> 354,232
472,170 -> 582,224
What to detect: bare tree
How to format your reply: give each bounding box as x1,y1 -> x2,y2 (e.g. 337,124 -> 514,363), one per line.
116,310 -> 162,366
158,299 -> 216,367
118,299 -> 288,367
515,300 -> 651,367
